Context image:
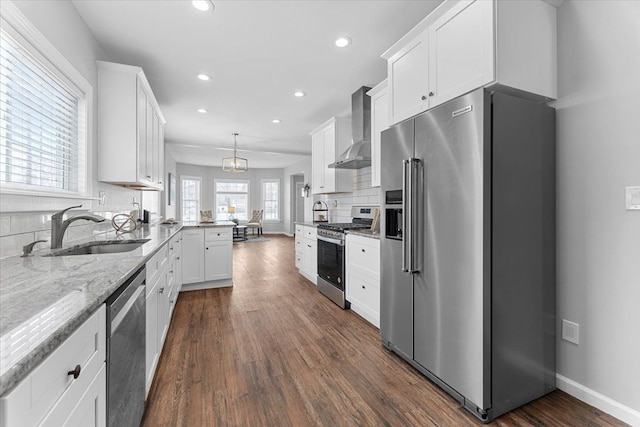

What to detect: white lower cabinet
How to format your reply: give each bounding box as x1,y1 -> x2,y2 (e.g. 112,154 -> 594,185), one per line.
296,225 -> 317,284
346,235 -> 380,327
0,306 -> 107,427
182,227 -> 233,289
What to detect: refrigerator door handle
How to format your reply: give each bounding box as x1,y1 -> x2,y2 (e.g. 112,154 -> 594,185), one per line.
409,158 -> 421,273
402,159 -> 411,272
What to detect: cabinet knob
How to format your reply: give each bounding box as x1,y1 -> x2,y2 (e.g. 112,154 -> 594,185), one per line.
307,244 -> 311,248
67,364 -> 81,379
206,247 -> 209,250
146,175 -> 152,179
362,285 -> 366,289
177,256 -> 180,260
361,249 -> 365,252
429,92 -> 434,97
158,181 -> 163,185
159,287 -> 164,294
421,95 -> 427,100
169,270 -> 174,274
217,233 -> 220,236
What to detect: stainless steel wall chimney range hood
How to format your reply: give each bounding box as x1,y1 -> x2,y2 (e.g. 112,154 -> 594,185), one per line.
329,86 -> 372,169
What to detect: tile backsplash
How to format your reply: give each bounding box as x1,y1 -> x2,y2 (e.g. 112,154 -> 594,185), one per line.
314,166 -> 381,223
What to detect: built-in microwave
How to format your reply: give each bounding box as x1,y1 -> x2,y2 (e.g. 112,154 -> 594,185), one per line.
385,190 -> 403,240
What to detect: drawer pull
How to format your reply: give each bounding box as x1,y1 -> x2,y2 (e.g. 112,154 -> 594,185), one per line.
159,287 -> 164,294
206,247 -> 209,250
361,249 -> 365,252
169,270 -> 174,274
362,285 -> 366,289
307,244 -> 311,248
217,233 -> 221,236
177,256 -> 181,260
67,364 -> 81,379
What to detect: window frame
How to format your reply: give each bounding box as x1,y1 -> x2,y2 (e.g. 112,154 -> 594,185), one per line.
0,2 -> 92,199
261,178 -> 280,222
214,178 -> 250,221
180,175 -> 201,222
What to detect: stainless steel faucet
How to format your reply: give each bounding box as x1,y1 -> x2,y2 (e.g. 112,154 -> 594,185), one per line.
51,205 -> 105,249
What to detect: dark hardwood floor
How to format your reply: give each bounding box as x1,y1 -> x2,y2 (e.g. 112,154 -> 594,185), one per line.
142,235 -> 626,427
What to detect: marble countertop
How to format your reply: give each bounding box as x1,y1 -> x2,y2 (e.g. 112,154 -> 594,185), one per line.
345,229 -> 381,240
0,222 -> 184,396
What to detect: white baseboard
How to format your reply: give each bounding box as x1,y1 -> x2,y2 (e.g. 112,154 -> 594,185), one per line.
556,374 -> 640,426
180,279 -> 233,292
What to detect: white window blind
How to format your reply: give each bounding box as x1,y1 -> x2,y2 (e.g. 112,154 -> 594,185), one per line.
262,179 -> 279,221
0,29 -> 85,194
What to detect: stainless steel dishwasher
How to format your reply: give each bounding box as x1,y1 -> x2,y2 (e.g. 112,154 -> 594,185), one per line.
106,267 -> 146,427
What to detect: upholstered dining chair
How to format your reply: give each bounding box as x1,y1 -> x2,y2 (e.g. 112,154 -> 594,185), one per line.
246,210 -> 263,236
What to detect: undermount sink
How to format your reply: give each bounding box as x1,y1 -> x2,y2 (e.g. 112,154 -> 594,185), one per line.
46,239 -> 150,256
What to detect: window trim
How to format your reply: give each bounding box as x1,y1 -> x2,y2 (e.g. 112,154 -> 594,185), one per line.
0,1 -> 93,200
214,178 -> 250,221
180,175 -> 201,222
261,178 -> 281,223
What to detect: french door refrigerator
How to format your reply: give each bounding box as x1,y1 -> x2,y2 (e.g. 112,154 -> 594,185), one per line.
380,88 -> 556,422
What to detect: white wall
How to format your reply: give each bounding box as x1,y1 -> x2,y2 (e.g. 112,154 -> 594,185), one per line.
554,1 -> 640,424
175,163 -> 285,233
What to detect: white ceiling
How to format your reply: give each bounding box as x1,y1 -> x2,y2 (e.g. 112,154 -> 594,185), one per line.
72,0 -> 442,168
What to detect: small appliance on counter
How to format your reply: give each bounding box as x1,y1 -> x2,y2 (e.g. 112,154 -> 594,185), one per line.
312,201 -> 329,223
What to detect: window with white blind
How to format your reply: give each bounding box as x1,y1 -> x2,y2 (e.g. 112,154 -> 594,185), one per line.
181,176 -> 201,222
215,180 -> 249,221
0,19 -> 88,197
262,179 -> 279,221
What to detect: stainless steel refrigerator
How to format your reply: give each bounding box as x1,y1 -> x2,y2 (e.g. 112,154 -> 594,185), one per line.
380,88 -> 556,422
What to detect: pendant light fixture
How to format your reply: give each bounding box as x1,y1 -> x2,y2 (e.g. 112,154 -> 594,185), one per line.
222,133 -> 248,172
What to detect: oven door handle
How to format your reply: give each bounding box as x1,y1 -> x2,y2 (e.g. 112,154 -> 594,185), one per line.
317,235 -> 344,246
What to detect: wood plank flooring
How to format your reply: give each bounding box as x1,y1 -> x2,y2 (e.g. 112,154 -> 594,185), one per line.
142,235 -> 627,427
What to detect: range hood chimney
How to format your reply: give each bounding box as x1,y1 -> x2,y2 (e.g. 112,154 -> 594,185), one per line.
328,86 -> 372,169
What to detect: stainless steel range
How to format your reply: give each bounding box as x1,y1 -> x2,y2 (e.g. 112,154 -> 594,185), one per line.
316,206 -> 377,308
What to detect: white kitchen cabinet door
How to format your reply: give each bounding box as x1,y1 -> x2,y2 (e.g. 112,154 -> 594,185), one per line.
145,276 -> 159,394
205,241 -> 233,281
302,238 -> 317,278
182,229 -> 204,284
428,0 -> 494,109
367,81 -> 388,188
311,131 -> 325,194
157,273 -> 169,349
97,61 -> 165,190
310,117 -> 352,194
346,234 -> 381,327
387,30 -> 429,126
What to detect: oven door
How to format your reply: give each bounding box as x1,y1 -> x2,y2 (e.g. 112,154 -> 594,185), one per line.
317,235 -> 344,291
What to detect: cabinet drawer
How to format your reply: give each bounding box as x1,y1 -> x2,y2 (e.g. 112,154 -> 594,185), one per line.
347,236 -> 380,278
147,244 -> 168,285
169,232 -> 181,255
205,228 -> 232,242
347,272 -> 380,315
1,306 -> 106,427
303,226 -> 317,240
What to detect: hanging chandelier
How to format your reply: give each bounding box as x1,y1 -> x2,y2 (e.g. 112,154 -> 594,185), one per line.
222,132 -> 248,172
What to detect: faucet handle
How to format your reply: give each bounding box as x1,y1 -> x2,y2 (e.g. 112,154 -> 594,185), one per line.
22,240 -> 47,257
52,204 -> 82,220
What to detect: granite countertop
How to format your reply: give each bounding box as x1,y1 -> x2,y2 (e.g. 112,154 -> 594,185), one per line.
294,221 -> 320,228
345,229 -> 381,240
181,220 -> 236,228
0,221 -> 185,396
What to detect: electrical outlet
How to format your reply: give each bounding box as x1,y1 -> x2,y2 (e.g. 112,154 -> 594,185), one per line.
626,186 -> 640,210
562,319 -> 579,345
98,191 -> 106,205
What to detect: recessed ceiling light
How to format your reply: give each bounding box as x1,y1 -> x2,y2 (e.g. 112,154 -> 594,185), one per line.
335,37 -> 351,48
272,119 -> 281,124
192,0 -> 214,12
197,74 -> 211,81
294,91 -> 306,97
197,108 -> 208,113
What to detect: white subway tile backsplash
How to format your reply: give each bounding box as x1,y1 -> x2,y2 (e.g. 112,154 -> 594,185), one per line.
0,233 -> 35,258
0,217 -> 10,236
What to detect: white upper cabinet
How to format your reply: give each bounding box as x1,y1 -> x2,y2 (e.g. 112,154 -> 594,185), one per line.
367,80 -> 389,188
387,31 -> 429,125
383,0 -> 557,126
97,61 -> 165,190
310,117 -> 352,194
428,0 -> 494,108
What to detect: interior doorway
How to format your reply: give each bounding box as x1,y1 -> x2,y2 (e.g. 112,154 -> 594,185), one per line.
292,174 -> 304,234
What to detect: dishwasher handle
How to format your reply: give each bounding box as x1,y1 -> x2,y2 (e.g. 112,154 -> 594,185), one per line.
107,267 -> 145,334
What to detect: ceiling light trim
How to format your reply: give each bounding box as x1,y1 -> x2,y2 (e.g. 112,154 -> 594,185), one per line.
192,0 -> 215,12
